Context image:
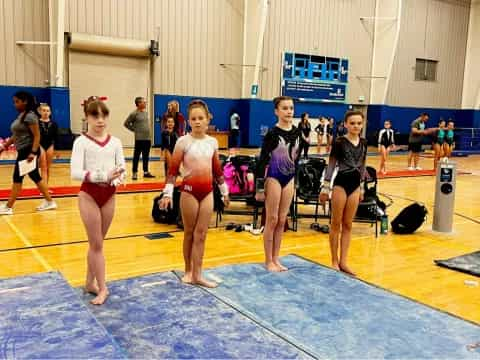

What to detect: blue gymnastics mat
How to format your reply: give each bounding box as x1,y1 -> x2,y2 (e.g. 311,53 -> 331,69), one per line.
204,255 -> 480,359
0,272 -> 124,359
81,271 -> 309,359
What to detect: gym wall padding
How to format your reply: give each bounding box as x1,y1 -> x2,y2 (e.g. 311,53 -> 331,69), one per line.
153,95 -> 351,147
153,95 -> 239,146
367,105 -> 477,135
2,85 -> 480,147
68,33 -> 151,58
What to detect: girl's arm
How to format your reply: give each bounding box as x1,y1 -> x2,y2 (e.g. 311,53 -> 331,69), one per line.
377,129 -> 383,148
111,140 -> 127,186
321,139 -> 339,191
162,137 -> 184,198
359,140 -> 368,196
212,145 -> 229,202
255,130 -> 274,193
70,138 -> 89,181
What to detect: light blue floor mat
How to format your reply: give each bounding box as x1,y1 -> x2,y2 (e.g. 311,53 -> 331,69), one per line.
0,272 -> 124,359
81,271 -> 309,359
204,254 -> 480,359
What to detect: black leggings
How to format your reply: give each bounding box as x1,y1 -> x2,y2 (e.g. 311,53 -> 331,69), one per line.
333,170 -> 361,197
13,147 -> 42,184
299,140 -> 309,159
132,140 -> 151,173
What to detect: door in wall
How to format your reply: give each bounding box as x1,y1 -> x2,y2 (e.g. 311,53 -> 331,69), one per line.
69,51 -> 150,146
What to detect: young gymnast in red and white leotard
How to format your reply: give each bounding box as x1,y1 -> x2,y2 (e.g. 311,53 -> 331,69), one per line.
159,99 -> 229,288
71,99 -> 126,305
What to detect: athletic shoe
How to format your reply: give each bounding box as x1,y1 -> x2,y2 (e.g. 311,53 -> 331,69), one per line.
144,172 -> 155,178
415,166 -> 423,170
36,200 -> 57,211
132,173 -> 138,180
0,203 -> 13,215
408,166 -> 415,171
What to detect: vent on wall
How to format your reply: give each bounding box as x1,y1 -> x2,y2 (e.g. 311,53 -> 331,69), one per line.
415,58 -> 438,81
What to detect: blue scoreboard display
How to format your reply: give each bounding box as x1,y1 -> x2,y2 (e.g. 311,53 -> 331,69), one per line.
281,52 -> 349,103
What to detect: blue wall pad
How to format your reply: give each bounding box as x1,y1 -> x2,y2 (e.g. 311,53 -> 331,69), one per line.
367,105 -> 480,135
435,251 -> 480,277
80,272 -> 308,359
0,272 -> 125,359
204,255 -> 480,359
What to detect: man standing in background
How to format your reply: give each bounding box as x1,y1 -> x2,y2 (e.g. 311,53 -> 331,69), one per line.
124,97 -> 155,180
407,112 -> 431,171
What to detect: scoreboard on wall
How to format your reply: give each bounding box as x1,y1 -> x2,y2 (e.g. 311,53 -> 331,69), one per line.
281,52 -> 349,103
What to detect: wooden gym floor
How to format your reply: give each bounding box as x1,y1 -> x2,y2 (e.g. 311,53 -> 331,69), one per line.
0,147 -> 479,324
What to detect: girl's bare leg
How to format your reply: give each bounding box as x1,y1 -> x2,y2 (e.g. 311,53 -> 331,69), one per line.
339,189 -> 361,277
272,180 -> 294,271
79,192 -> 111,305
191,192 -> 216,287
329,186 -> 347,270
180,192 -> 200,283
263,178 -> 282,272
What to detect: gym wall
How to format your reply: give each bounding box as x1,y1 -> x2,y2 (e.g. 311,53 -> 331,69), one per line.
0,0 -> 478,145
386,0 -> 470,108
0,0 -> 50,87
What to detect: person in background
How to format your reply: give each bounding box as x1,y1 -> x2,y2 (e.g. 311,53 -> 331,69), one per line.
298,113 -> 311,159
0,91 -> 57,215
432,119 -> 446,169
229,109 -> 240,154
161,115 -> 178,177
124,96 -> 155,180
38,103 -> 58,184
407,113 -> 433,170
377,120 -> 395,174
335,120 -> 348,138
444,120 -> 455,159
326,117 -> 334,153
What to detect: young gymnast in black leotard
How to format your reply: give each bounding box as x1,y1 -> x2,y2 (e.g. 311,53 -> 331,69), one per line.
377,120 -> 395,174
255,96 -> 301,272
319,110 -> 367,277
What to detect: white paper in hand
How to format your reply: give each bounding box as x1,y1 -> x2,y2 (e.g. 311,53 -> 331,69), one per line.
19,156 -> 37,177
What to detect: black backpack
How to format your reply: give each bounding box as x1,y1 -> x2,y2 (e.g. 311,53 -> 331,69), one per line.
297,158 -> 326,199
391,203 -> 428,234
152,187 -> 182,227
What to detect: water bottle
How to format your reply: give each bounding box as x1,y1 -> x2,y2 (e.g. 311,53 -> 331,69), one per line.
380,215 -> 388,234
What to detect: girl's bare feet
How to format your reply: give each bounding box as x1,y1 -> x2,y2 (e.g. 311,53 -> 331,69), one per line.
84,282 -> 99,295
181,272 -> 193,284
331,262 -> 340,271
265,262 -> 281,272
339,263 -> 357,277
192,277 -> 218,288
90,288 -> 109,305
273,259 -> 288,272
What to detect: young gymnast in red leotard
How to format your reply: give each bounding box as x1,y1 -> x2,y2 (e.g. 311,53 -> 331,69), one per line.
71,99 -> 126,305
159,100 -> 229,288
